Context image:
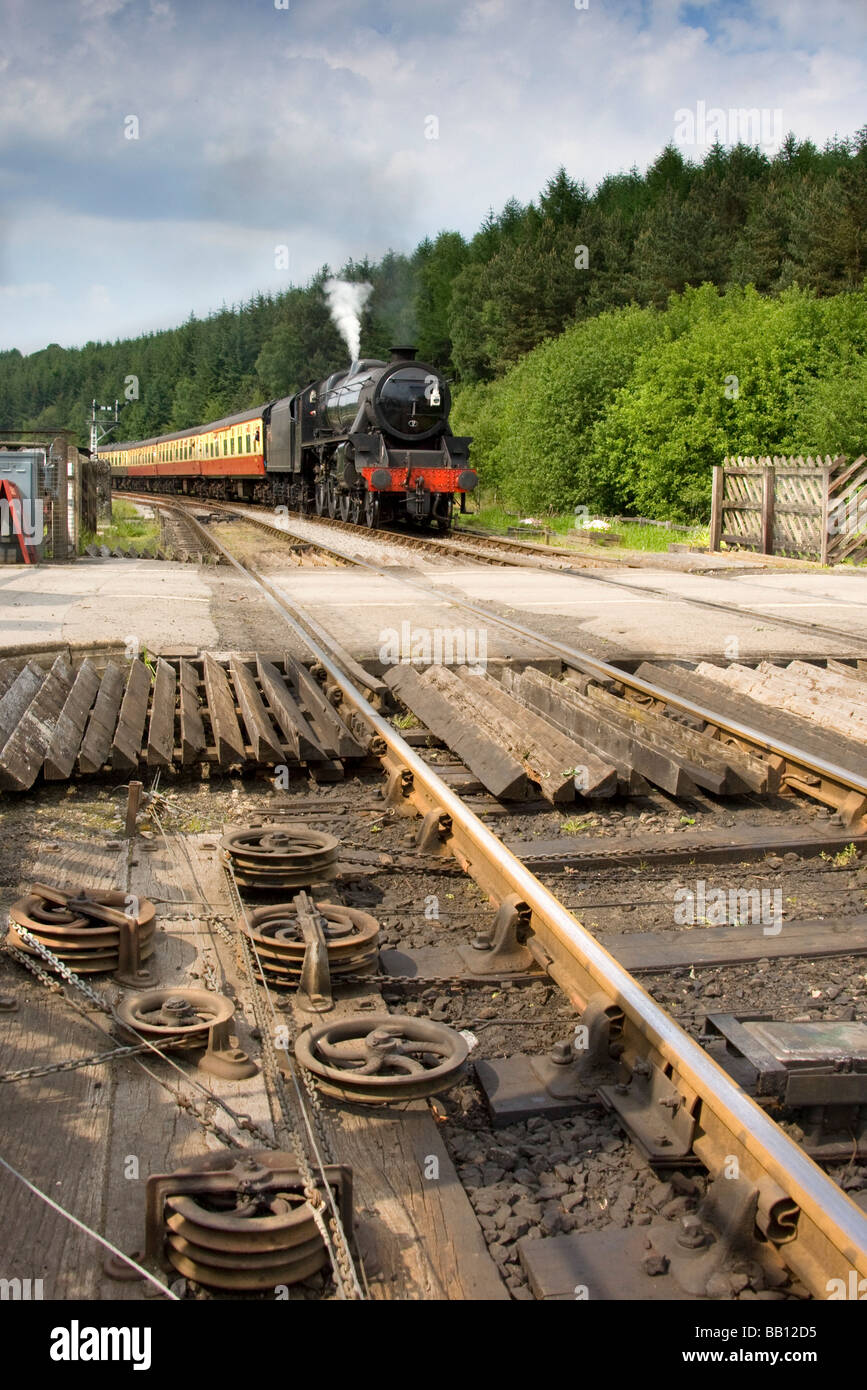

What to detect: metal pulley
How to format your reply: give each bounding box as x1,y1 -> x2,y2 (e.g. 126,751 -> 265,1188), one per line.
247,899 -> 380,1001
115,986 -> 257,1080
145,1151 -> 353,1292
220,822 -> 339,890
295,1014 -> 469,1103
8,883 -> 156,981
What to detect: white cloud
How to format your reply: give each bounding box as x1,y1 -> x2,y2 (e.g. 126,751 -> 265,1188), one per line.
0,0 -> 865,352
79,0 -> 131,17
0,282 -> 55,300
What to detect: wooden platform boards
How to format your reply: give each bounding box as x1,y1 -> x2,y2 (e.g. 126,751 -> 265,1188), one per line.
0,650 -> 372,794
0,831 -> 505,1301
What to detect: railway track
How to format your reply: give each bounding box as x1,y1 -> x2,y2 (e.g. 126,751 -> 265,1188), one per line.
4,492 -> 866,1306
118,488 -> 867,648
89,489 -> 867,1301
122,493 -> 867,827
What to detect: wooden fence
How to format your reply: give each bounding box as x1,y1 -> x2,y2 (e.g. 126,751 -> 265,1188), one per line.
709,454 -> 867,564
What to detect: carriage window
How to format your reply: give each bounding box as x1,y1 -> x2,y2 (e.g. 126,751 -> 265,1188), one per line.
246,433 -> 251,452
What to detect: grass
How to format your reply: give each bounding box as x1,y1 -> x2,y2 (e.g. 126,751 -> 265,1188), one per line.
393,712 -> 419,730
79,499 -> 160,555
453,501 -> 709,554
560,816 -> 594,834
821,842 -> 859,868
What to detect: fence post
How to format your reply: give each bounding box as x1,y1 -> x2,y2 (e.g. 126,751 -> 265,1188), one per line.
820,465 -> 831,566
710,465 -> 723,552
761,465 -> 775,555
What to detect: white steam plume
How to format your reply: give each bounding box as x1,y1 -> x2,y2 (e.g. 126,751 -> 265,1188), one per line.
324,278 -> 374,362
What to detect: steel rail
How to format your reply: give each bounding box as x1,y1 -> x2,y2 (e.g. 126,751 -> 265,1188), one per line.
119,486 -> 867,643
149,496 -> 867,1299
131,492 -> 867,803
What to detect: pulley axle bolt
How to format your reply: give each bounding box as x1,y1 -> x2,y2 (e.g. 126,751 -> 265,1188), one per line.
365,1028 -> 398,1057
160,999 -> 196,1025
470,934 -> 492,952
676,1214 -> 707,1250
549,1040 -> 574,1066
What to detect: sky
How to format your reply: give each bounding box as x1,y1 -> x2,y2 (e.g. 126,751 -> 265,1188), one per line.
0,0 -> 865,354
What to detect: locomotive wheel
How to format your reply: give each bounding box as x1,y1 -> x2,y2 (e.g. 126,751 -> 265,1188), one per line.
326,479 -> 339,518
338,493 -> 351,522
295,1013 -> 468,1104
314,482 -> 327,516
363,492 -> 380,529
349,495 -> 362,525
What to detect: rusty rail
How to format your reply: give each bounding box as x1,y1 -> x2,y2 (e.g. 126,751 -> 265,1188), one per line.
135,493 -> 867,1300
128,492 -> 867,818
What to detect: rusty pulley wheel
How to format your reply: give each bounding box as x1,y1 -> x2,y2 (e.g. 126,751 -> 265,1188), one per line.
247,901 -> 379,985
295,1014 -> 469,1104
164,1192 -> 327,1289
115,987 -> 256,1079
8,887 -> 156,975
146,1151 -> 353,1292
221,823 -> 339,889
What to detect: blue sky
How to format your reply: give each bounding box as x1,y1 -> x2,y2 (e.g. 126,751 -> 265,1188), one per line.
1,0 -> 864,353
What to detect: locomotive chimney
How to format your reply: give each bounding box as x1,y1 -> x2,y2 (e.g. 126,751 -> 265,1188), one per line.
389,345 -> 418,362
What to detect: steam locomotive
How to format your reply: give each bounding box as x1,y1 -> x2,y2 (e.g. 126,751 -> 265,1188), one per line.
103,347 -> 477,530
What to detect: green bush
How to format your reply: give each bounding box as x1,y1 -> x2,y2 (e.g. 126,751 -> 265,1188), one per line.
456,281 -> 867,521
454,304 -> 663,513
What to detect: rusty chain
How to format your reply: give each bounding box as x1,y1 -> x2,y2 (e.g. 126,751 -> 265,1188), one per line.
148,806 -> 362,1298
220,866 -> 362,1300
0,1036 -> 165,1084
207,912 -> 335,1162
0,920 -> 277,1153
6,922 -> 112,1013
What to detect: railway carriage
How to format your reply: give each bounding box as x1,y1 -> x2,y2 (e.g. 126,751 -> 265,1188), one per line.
103,346 -> 477,530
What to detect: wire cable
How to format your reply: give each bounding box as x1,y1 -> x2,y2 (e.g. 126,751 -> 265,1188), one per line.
0,1152 -> 179,1300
